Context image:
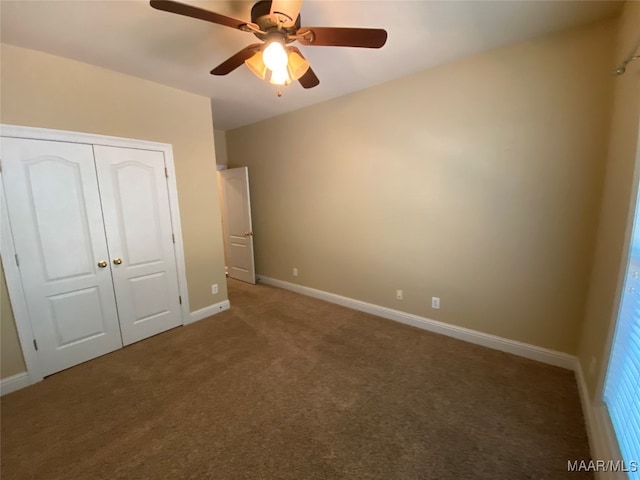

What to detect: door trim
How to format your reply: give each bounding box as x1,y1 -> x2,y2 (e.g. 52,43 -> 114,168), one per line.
0,124 -> 192,384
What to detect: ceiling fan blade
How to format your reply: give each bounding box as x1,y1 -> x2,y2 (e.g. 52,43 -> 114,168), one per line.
270,0 -> 303,28
297,27 -> 387,48
298,66 -> 319,89
210,44 -> 262,76
150,0 -> 247,30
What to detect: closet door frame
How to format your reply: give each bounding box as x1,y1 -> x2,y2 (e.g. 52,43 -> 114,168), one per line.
0,124 -> 192,387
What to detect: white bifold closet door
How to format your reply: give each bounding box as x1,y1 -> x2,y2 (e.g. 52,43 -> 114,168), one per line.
94,145 -> 181,346
2,138 -> 182,377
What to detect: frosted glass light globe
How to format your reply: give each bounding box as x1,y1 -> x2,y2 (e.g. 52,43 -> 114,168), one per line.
270,66 -> 290,85
263,41 -> 288,71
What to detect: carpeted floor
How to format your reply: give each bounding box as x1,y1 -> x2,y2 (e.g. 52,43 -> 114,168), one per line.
1,279 -> 591,479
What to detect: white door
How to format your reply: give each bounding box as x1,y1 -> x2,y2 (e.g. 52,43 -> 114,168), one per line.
94,145 -> 182,345
1,138 -> 122,376
220,167 -> 256,284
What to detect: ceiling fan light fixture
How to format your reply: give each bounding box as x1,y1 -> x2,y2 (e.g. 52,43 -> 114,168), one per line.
287,50 -> 310,81
262,38 -> 288,72
152,0 -> 389,92
244,50 -> 267,80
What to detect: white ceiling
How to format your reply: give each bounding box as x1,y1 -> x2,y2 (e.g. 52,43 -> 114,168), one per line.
1,0 -> 622,130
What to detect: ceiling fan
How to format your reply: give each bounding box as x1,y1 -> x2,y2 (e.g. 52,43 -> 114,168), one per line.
149,0 -> 388,91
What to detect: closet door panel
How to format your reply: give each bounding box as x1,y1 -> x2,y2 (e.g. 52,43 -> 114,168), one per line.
93,145 -> 182,345
1,138 -> 123,376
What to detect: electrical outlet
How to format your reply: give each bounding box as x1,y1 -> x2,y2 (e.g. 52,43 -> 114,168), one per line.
432,297 -> 440,309
396,289 -> 403,300
211,284 -> 218,295
293,267 -> 298,277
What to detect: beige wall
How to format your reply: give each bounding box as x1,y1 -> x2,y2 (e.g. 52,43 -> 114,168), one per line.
0,43 -> 228,379
227,20 -> 615,354
214,129 -> 228,168
1,261 -> 26,378
578,1 -> 640,397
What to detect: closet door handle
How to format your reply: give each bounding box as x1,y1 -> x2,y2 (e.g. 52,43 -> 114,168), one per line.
97,261 -> 108,268
112,258 -> 123,265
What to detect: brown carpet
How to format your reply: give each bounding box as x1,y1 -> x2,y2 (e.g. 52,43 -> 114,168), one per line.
1,279 -> 591,479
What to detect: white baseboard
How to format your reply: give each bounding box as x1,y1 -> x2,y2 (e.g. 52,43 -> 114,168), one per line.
0,372 -> 31,396
575,360 -> 601,461
187,299 -> 231,324
257,275 -> 576,370
574,359 -> 627,480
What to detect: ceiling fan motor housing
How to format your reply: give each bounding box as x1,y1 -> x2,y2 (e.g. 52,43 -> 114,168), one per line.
251,0 -> 301,42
